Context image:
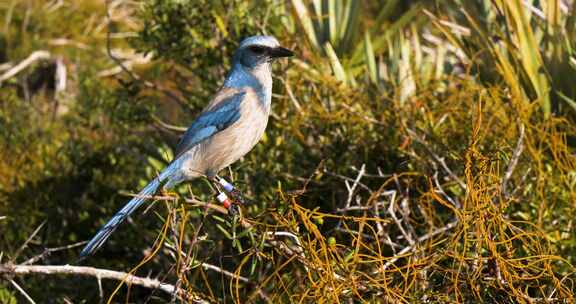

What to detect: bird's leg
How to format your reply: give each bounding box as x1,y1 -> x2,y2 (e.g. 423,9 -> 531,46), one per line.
216,176 -> 249,205
208,177 -> 238,215
206,176 -> 222,195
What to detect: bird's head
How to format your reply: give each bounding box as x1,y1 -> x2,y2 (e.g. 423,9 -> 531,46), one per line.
234,35 -> 293,69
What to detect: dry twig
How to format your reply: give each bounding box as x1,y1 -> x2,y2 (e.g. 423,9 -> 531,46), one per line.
0,264 -> 209,303
378,220 -> 459,272
0,51 -> 51,84
501,124 -> 525,199
9,279 -> 36,304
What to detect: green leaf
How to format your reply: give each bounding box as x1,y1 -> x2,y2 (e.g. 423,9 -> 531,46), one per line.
291,0 -> 320,50
557,91 -> 576,113
324,42 -> 347,83
364,32 -> 377,84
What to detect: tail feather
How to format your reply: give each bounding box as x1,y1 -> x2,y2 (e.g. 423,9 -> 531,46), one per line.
79,178 -> 161,258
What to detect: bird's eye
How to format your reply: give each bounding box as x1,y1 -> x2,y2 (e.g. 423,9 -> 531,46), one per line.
249,46 -> 266,54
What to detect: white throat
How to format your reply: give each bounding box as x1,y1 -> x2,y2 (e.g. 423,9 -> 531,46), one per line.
224,62 -> 273,105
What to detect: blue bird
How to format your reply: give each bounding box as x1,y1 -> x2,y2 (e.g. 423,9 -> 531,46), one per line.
80,35 -> 293,257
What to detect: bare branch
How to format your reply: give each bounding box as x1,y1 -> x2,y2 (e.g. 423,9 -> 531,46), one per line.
198,262 -> 250,284
0,264 -> 208,303
164,236 -> 251,284
22,241 -> 87,266
386,191 -> 415,246
324,168 -> 372,193
501,124 -> 525,199
9,279 -> 36,304
377,220 -> 459,272
0,51 -> 51,84
12,221 -> 46,263
278,76 -> 302,112
345,164 -> 366,209
104,0 -> 136,81
151,114 -> 188,133
0,62 -> 14,72
407,128 -> 467,190
433,171 -> 461,209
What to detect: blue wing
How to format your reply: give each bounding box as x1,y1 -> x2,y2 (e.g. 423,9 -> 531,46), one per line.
173,91 -> 245,159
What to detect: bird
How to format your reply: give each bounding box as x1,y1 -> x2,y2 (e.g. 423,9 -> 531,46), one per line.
79,35 -> 293,258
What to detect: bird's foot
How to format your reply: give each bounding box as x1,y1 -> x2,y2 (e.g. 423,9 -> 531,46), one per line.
228,204 -> 240,216
229,188 -> 250,205
217,177 -> 251,205
215,191 -> 240,215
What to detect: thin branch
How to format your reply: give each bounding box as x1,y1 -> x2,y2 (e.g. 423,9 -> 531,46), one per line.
104,0 -> 135,81
97,274 -> 104,300
267,231 -> 304,255
323,168 -> 372,193
199,262 -> 250,284
9,279 -> 36,304
345,164 -> 366,209
164,242 -> 250,284
151,114 -> 188,133
386,191 -> 415,246
22,241 -> 87,265
0,264 -> 208,303
335,226 -> 403,249
336,205 -> 373,212
0,51 -> 51,84
501,124 -> 525,199
377,220 -> 459,272
2,265 -> 174,292
277,76 -> 302,112
97,52 -> 152,78
407,128 -> 467,190
12,221 -> 46,263
433,171 -> 461,209
351,165 -> 391,178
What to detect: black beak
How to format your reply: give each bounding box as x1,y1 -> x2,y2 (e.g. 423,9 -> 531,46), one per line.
269,46 -> 294,58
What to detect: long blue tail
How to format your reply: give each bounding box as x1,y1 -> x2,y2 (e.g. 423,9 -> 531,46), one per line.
79,178 -> 162,258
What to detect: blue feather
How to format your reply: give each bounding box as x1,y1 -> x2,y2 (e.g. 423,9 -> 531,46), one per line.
79,163 -> 178,258
174,92 -> 245,159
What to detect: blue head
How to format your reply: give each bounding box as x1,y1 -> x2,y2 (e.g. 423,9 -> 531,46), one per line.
233,35 -> 293,69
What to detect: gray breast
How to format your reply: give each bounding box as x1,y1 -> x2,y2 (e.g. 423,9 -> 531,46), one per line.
188,89 -> 270,177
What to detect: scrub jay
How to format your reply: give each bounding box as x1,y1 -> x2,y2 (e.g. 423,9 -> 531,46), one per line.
80,35 -> 293,257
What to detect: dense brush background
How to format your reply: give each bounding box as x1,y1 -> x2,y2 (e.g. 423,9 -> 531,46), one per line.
1,0 -> 575,303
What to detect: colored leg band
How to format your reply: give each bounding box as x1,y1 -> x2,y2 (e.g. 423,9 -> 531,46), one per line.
218,178 -> 235,192
216,192 -> 232,209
